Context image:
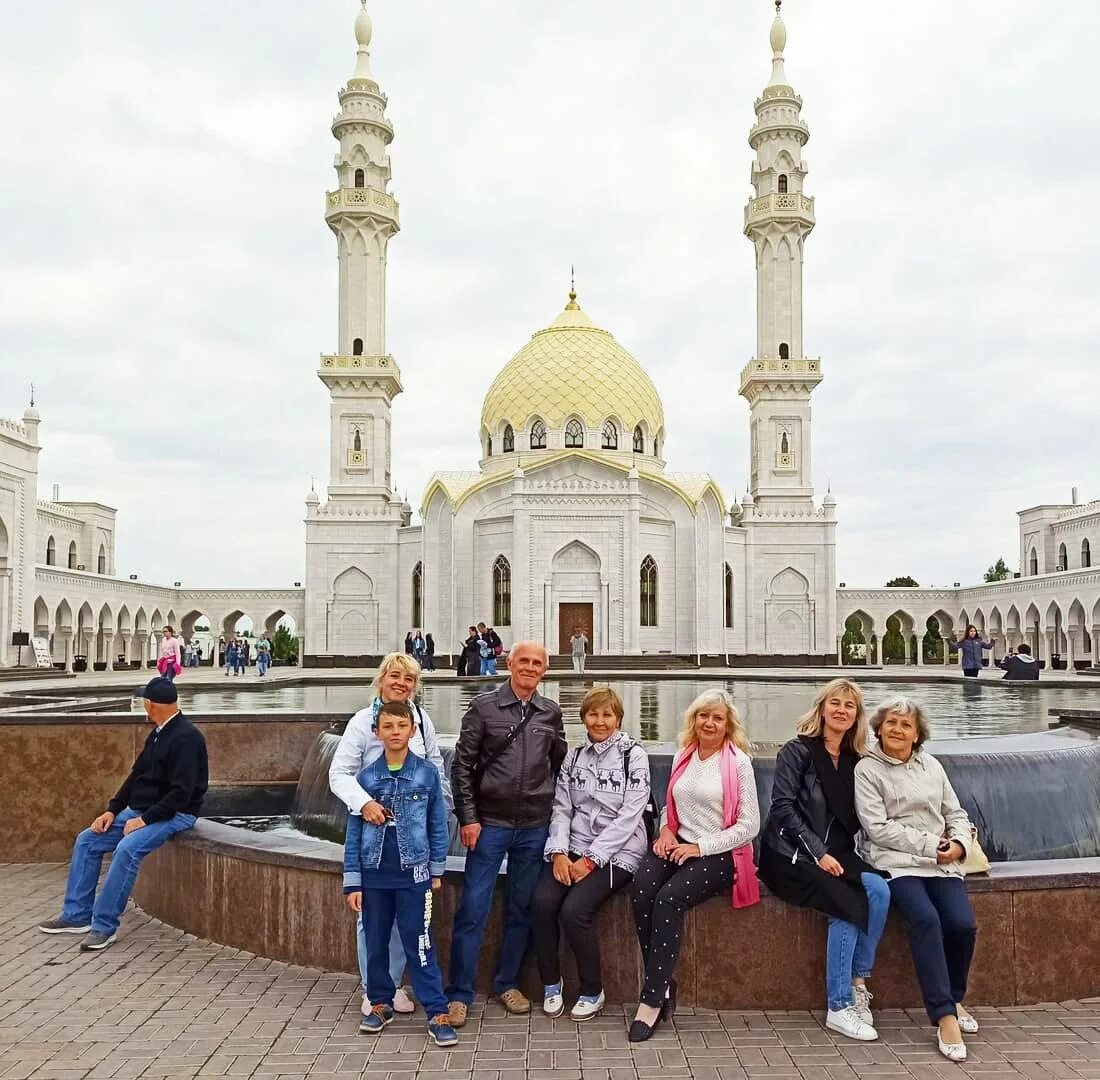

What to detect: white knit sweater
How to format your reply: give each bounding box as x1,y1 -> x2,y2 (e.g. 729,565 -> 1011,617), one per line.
667,752 -> 761,857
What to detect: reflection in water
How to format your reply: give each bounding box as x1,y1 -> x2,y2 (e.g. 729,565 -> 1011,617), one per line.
174,676 -> 1100,745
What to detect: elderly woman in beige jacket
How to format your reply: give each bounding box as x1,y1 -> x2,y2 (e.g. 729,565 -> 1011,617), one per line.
854,696 -> 978,1064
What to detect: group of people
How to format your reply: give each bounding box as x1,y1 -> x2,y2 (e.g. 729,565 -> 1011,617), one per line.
39,647 -> 985,1063
951,623 -> 1041,679
403,630 -> 436,671
456,622 -> 502,677
222,635 -> 272,676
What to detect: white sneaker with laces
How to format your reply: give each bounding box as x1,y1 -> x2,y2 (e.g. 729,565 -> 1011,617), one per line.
570,991 -> 605,1021
393,986 -> 416,1014
852,985 -> 874,1026
826,1006 -> 878,1042
542,983 -> 565,1018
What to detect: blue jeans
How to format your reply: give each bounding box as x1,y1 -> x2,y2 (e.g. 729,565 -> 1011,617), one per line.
825,873 -> 891,1011
445,824 -> 548,1003
257,655 -> 270,676
363,886 -> 448,1018
357,914 -> 406,996
479,656 -> 497,676
889,875 -> 977,1024
162,666 -> 176,682
61,807 -> 196,934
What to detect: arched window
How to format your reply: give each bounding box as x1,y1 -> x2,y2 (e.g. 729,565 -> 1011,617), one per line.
530,419 -> 547,450
724,563 -> 734,628
633,425 -> 644,453
779,342 -> 790,359
778,174 -> 788,194
640,555 -> 658,627
1083,538 -> 1092,568
1029,548 -> 1038,576
502,424 -> 515,453
97,545 -> 106,575
1058,543 -> 1068,571
493,555 -> 511,626
601,420 -> 618,450
68,541 -> 77,569
564,419 -> 584,448
46,536 -> 56,565
653,437 -> 660,457
486,436 -> 493,457
352,338 -> 363,356
354,168 -> 365,188
411,562 -> 423,629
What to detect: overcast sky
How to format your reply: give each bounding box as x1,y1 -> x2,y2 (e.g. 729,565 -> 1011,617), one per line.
3,1 -> 1098,590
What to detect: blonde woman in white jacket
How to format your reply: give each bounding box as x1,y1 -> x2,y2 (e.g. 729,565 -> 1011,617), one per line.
854,696 -> 978,1064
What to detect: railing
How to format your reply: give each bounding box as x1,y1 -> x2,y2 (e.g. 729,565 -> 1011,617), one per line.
1056,499 -> 1100,521
746,192 -> 815,220
325,187 -> 399,218
0,417 -> 27,437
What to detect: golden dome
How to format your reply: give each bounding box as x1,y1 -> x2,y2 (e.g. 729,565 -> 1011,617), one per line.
480,292 -> 665,438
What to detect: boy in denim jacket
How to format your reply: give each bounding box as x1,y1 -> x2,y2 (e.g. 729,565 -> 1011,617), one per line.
344,701 -> 456,1046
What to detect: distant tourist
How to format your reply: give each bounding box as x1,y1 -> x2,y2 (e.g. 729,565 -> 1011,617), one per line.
193,642 -> 203,668
255,639 -> 271,677
236,637 -> 249,674
38,677 -> 207,951
446,642 -> 567,1027
342,701 -> 458,1046
477,622 -> 502,676
628,690 -> 760,1043
948,626 -> 993,677
569,626 -> 589,674
998,644 -> 1040,680
758,679 -> 888,1042
224,638 -> 238,676
412,631 -> 426,664
182,641 -> 195,668
329,653 -> 451,1021
404,632 -> 415,656
157,625 -> 182,682
458,627 -> 480,677
533,687 -> 650,1022
423,633 -> 436,672
855,696 -> 979,1064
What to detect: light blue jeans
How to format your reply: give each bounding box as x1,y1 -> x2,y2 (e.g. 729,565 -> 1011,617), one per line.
61,807 -> 196,934
826,872 -> 891,1011
357,912 -> 406,996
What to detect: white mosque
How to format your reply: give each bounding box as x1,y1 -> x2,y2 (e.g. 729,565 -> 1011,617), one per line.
3,3 -> 1097,672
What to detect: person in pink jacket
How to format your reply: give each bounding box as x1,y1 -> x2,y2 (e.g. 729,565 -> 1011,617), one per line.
157,626 -> 182,682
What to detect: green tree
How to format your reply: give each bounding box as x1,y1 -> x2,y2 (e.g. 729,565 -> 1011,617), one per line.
271,625 -> 298,662
886,575 -> 919,587
984,557 -> 1010,582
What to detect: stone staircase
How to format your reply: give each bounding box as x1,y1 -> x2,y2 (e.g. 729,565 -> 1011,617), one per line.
547,653 -> 700,672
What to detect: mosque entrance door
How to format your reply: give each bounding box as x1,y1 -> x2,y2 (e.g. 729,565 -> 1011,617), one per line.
558,603 -> 593,656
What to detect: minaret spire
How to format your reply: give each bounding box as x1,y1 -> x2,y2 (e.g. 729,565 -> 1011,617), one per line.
768,0 -> 790,87
351,0 -> 376,87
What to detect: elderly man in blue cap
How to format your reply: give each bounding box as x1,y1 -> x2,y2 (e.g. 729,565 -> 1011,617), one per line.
38,677 -> 208,951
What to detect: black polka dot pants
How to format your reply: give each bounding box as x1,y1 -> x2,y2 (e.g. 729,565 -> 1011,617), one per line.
630,849 -> 733,1007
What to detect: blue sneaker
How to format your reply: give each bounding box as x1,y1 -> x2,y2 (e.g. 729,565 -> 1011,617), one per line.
359,1004 -> 394,1034
428,1015 -> 459,1046
571,990 -> 605,1021
542,981 -> 565,1018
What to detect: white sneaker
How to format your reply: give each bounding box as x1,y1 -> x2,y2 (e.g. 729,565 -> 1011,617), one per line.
852,984 -> 874,1026
542,983 -> 565,1018
570,991 -> 605,1021
938,1032 -> 967,1062
393,986 -> 416,1014
826,1006 -> 878,1042
957,1007 -> 979,1034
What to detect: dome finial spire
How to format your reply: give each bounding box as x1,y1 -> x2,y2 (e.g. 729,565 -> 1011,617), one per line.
768,0 -> 789,86
351,0 -> 376,85
566,265 -> 580,310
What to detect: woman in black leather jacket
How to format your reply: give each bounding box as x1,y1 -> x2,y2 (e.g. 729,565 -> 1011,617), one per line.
759,679 -> 889,1043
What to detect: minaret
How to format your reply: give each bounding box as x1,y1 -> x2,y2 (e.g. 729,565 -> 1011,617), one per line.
317,0 -> 403,506
739,1 -> 822,504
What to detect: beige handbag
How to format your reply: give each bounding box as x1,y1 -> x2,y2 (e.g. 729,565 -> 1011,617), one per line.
959,827 -> 990,875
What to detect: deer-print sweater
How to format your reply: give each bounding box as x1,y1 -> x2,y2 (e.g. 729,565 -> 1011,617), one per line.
544,730 -> 651,875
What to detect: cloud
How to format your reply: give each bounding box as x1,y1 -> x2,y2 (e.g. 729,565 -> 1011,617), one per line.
2,1 -> 1097,591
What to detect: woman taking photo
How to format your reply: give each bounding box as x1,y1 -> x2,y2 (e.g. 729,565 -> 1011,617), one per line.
329,653 -> 452,1023
855,696 -> 978,1063
628,690 -> 759,1043
758,679 -> 888,1042
532,687 -> 650,1022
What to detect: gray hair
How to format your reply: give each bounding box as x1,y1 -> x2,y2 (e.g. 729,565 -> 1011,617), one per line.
869,695 -> 931,749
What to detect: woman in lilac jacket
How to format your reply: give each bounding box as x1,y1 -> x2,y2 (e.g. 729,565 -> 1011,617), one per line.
531,686 -> 651,1022
948,626 -> 993,677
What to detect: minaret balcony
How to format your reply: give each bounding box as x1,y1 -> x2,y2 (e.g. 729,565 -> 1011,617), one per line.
738,357 -> 823,399
318,353 -> 404,397
325,187 -> 400,226
744,192 -> 814,231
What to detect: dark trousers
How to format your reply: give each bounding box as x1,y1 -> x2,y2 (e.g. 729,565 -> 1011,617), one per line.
531,856 -> 632,997
631,849 -> 732,1007
445,824 -> 548,1003
888,875 -> 977,1024
362,885 -> 448,1019
963,668 -> 980,678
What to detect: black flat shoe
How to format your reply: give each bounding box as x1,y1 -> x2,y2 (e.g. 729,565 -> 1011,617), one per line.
628,1018 -> 660,1043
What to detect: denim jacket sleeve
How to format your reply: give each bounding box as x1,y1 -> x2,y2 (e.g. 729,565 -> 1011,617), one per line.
343,812 -> 363,893
585,748 -> 651,868
544,754 -> 575,859
427,768 -> 449,878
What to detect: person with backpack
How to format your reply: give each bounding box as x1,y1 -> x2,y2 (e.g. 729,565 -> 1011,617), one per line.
477,622 -> 502,676
329,653 -> 452,1020
532,687 -> 651,1022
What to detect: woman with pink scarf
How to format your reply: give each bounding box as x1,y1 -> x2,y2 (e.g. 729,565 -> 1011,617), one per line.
157,626 -> 182,682
628,690 -> 760,1042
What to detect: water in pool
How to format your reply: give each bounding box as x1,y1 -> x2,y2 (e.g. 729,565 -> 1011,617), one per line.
173,677 -> 1098,746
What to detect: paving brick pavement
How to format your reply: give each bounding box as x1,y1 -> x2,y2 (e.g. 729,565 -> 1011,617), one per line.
3,864 -> 1099,1080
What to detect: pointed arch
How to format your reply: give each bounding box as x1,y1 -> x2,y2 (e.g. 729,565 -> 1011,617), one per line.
354,167 -> 365,188
723,563 -> 734,628
411,561 -> 423,628
46,535 -> 56,565
333,566 -> 375,598
68,541 -> 78,569
601,419 -> 619,450
1083,538 -> 1092,568
769,567 -> 810,597
97,544 -> 107,574
502,424 -> 515,453
529,418 -> 547,450
564,417 -> 584,449
1058,543 -> 1068,571
777,173 -> 788,194
640,555 -> 658,627
1029,547 -> 1038,575
493,554 -> 511,627
632,424 -> 644,453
